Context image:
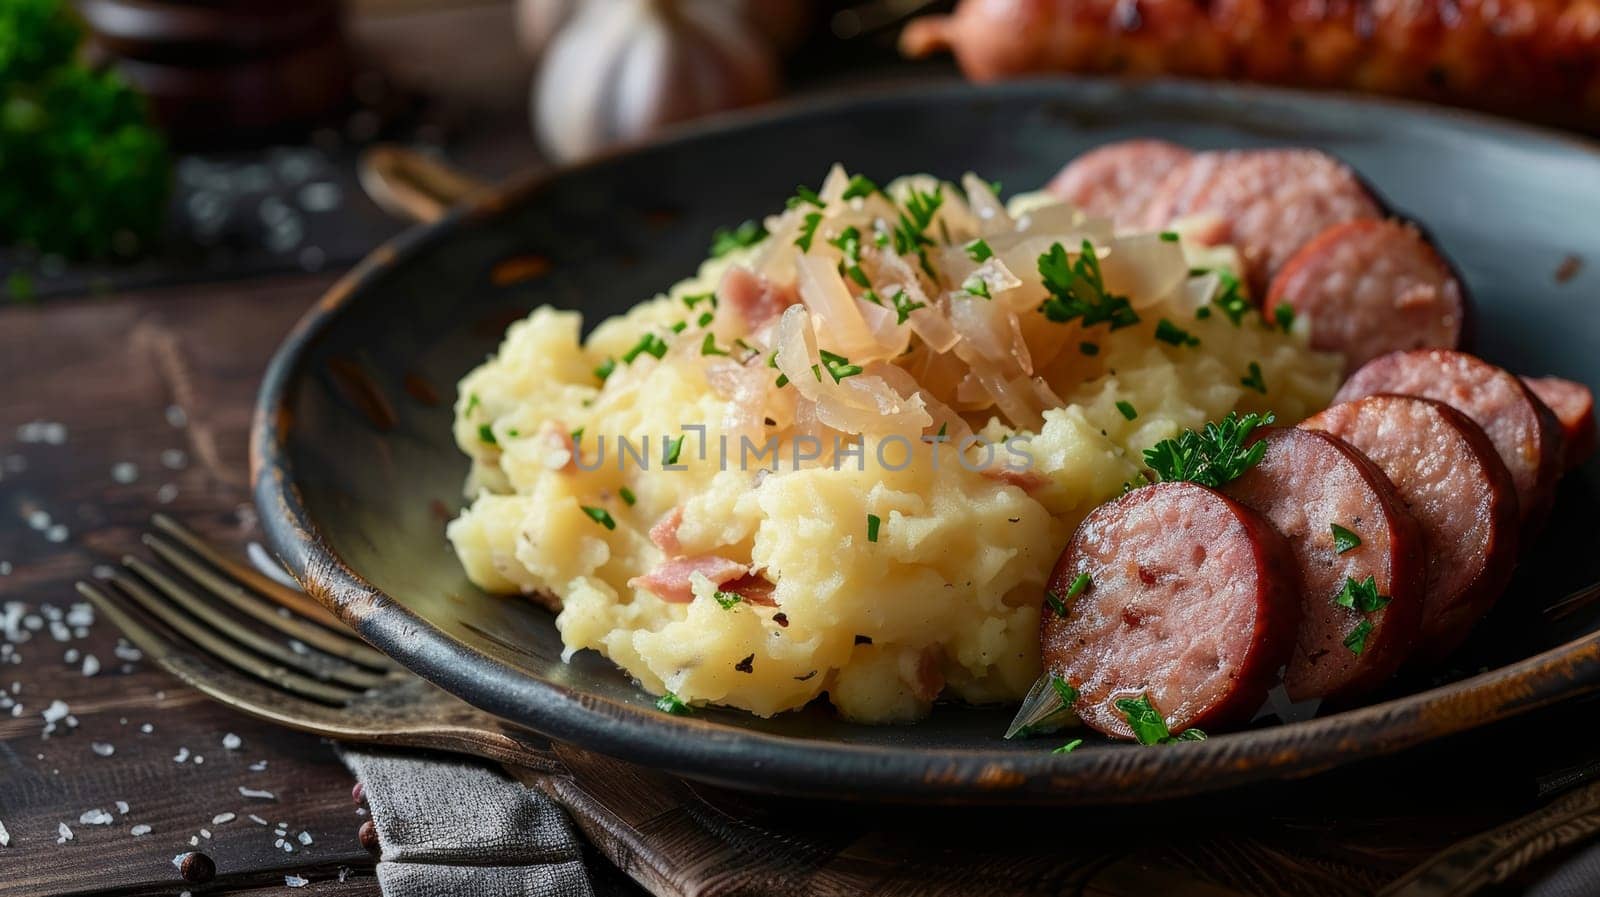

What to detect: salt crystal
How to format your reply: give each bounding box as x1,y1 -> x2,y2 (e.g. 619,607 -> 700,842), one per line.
160,449 -> 187,470
41,700 -> 68,723
297,831 -> 312,845
48,620 -> 69,641
248,814 -> 268,825
44,525 -> 68,544
238,786 -> 276,800
110,462 -> 139,484
211,812 -> 235,825
79,809 -> 113,825
63,649 -> 79,664
274,838 -> 284,848
157,484 -> 179,504
114,640 -> 142,661
281,841 -> 294,852
130,824 -> 151,836
199,828 -> 210,839
91,742 -> 114,757
139,723 -> 153,734
65,603 -> 93,627
165,405 -> 188,428
285,874 -> 309,888
193,755 -> 203,764
22,615 -> 42,631
57,822 -> 73,844
249,760 -> 268,771
65,715 -> 77,728
0,819 -> 9,847
222,733 -> 241,750
0,562 -> 10,575
173,747 -> 190,763
26,511 -> 50,531
80,655 -> 99,677
115,801 -> 129,815
338,866 -> 350,882
188,836 -> 198,846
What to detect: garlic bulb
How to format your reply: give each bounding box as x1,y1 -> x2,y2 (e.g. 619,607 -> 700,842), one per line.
533,0 -> 781,162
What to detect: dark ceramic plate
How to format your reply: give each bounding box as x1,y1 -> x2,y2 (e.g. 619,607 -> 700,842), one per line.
254,79 -> 1600,805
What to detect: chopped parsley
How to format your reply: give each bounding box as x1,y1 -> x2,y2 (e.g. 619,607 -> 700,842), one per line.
1330,524 -> 1361,554
961,272 -> 992,299
477,424 -> 497,446
891,288 -> 926,324
965,239 -> 994,262
1334,575 -> 1391,613
621,333 -> 668,363
795,212 -> 823,251
464,393 -> 481,415
682,291 -> 716,310
1240,361 -> 1268,394
655,692 -> 692,715
1044,590 -> 1067,617
570,427 -> 584,444
580,506 -> 615,530
670,320 -> 687,333
593,357 -> 617,382
700,333 -> 728,356
1065,571 -> 1091,602
842,174 -> 879,200
829,226 -> 870,287
866,513 -> 881,543
619,487 -> 637,506
1114,693 -> 1207,745
1079,342 -> 1099,356
787,185 -> 825,210
663,434 -> 685,465
1050,674 -> 1079,708
891,185 -> 944,278
1143,412 -> 1275,489
1053,739 -> 1085,754
819,349 -> 864,383
1195,306 -> 1212,320
697,311 -> 714,327
1037,240 -> 1140,330
714,590 -> 743,610
1116,400 -> 1138,421
1196,268 -> 1250,326
1344,619 -> 1375,656
1274,304 -> 1296,332
709,220 -> 767,258
1159,231 -> 1180,242
1154,318 -> 1199,347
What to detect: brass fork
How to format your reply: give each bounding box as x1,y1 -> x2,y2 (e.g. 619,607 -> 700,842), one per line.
76,514 -> 559,771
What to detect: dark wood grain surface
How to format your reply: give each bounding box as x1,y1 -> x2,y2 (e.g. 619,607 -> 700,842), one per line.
0,274 -> 380,896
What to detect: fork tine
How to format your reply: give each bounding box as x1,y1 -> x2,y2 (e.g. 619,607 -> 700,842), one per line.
88,576 -> 359,706
119,557 -> 389,691
143,532 -> 393,671
150,513 -> 346,629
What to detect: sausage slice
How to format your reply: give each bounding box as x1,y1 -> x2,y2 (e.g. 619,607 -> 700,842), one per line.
1047,139 -> 1195,229
1266,219 -> 1467,373
1041,481 -> 1300,741
1522,376 -> 1596,473
1223,428 -> 1426,701
1300,396 -> 1519,661
1141,149 -> 1383,295
1336,350 -> 1562,530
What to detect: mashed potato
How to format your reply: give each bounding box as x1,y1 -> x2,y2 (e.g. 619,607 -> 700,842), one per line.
447,167 -> 1340,723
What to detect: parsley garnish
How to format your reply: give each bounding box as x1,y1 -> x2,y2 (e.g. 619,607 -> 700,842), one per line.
866,513 -> 881,543
621,333 -> 668,364
1159,231 -> 1180,242
477,424 -> 497,446
1240,361 -> 1268,394
890,288 -> 925,325
1195,306 -> 1212,320
1116,400 -> 1138,421
464,393 -> 481,415
1143,412 -> 1275,488
1037,240 -> 1140,330
962,272 -> 992,299
1334,575 -> 1391,613
1196,268 -> 1250,326
1044,590 -> 1067,617
594,357 -> 617,382
709,220 -> 767,258
1065,571 -> 1091,602
655,692 -> 692,715
581,506 -> 615,530
787,185 -> 824,210
842,174 -> 879,200
1079,342 -> 1099,356
670,320 -> 687,333
700,333 -> 728,356
682,291 -> 716,310
818,349 -> 863,383
1344,619 -> 1374,655
892,185 -> 944,278
965,239 -> 993,262
663,435 -> 685,465
619,487 -> 636,506
1330,524 -> 1361,554
1053,739 -> 1085,754
795,212 -> 823,251
1114,693 -> 1207,745
829,226 -> 870,287
697,311 -> 714,327
714,590 -> 743,610
570,427 -> 584,444
1274,304 -> 1296,332
1154,319 -> 1199,347
1051,675 -> 1079,708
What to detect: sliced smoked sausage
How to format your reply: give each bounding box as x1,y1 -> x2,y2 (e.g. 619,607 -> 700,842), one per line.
1040,481 -> 1300,741
1140,149 -> 1383,296
1522,376 -> 1596,473
1223,427 -> 1426,702
1300,396 -> 1518,662
1266,219 -> 1466,374
1047,139 -> 1194,229
1336,350 -> 1563,531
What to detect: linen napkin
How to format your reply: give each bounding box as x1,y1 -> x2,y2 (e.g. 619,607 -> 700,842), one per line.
341,748 -> 599,897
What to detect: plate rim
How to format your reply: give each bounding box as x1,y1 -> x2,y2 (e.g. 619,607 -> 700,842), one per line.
252,77 -> 1600,804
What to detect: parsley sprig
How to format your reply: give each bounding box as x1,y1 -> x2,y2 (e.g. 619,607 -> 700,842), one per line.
890,288 -> 925,325
1115,693 -> 1207,745
891,185 -> 944,279
1038,240 -> 1140,330
1143,412 -> 1275,489
709,220 -> 767,258
1335,575 -> 1390,613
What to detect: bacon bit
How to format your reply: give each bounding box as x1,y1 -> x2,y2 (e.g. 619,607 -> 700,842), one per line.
629,555 -> 749,603
982,467 -> 1049,493
910,646 -> 945,703
718,266 -> 798,332
721,574 -> 776,607
649,506 -> 685,554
